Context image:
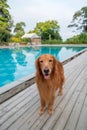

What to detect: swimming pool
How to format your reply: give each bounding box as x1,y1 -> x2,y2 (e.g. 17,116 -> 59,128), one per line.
0,46 -> 86,87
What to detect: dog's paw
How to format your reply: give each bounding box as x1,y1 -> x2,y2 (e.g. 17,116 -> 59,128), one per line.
48,108 -> 53,114
58,91 -> 63,96
39,107 -> 45,115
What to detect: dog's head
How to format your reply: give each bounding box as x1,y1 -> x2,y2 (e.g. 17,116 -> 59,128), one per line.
35,54 -> 57,80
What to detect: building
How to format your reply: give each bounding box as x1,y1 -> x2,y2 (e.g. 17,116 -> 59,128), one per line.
22,33 -> 41,44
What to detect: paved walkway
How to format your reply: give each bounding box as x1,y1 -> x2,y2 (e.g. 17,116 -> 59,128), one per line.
0,51 -> 87,130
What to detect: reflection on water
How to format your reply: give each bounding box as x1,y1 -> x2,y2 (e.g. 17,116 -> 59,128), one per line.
0,49 -> 16,87
0,46 -> 86,87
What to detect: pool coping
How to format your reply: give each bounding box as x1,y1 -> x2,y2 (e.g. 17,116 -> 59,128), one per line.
0,48 -> 87,104
0,44 -> 87,49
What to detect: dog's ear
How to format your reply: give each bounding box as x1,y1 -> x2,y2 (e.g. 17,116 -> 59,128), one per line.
52,55 -> 58,72
35,57 -> 42,75
35,57 -> 40,72
52,55 -> 57,64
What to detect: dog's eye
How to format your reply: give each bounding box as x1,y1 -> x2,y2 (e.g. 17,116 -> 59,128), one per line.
40,60 -> 43,63
49,59 -> 53,62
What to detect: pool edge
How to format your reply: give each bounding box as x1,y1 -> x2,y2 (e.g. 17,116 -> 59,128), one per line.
0,48 -> 87,104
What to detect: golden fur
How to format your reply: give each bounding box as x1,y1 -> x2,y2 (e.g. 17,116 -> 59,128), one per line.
35,54 -> 65,114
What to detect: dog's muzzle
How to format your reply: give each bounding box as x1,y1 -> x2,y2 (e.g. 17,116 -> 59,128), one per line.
44,69 -> 49,74
43,68 -> 51,79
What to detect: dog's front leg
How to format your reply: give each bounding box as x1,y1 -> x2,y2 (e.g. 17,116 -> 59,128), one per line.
39,97 -> 46,115
48,94 -> 55,114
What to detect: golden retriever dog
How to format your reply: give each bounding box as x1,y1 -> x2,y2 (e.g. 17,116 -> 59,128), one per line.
35,54 -> 65,114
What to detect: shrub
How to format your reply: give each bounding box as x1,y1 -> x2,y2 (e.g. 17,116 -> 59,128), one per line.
65,33 -> 87,44
42,39 -> 63,44
9,36 -> 21,43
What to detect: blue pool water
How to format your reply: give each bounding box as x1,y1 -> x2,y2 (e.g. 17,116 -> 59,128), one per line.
0,46 -> 86,87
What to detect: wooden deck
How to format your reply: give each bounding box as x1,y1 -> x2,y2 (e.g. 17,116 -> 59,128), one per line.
0,51 -> 87,130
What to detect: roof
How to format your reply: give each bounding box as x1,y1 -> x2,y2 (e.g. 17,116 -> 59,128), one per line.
21,33 -> 40,39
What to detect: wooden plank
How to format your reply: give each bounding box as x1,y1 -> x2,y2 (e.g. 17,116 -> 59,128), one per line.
0,90 -> 38,127
0,87 -> 37,123
75,89 -> 87,130
7,101 -> 40,130
64,82 -> 87,130
0,85 -> 37,117
0,84 -> 36,108
53,79 -> 86,130
0,95 -> 39,130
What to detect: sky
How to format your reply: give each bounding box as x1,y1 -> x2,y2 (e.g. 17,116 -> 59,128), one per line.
8,0 -> 87,40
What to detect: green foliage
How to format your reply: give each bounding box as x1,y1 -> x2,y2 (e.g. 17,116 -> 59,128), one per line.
0,0 -> 13,44
9,36 -> 30,45
20,38 -> 30,43
42,39 -> 63,44
29,20 -> 62,41
9,36 -> 21,43
65,33 -> 87,44
68,6 -> 87,33
14,22 -> 26,37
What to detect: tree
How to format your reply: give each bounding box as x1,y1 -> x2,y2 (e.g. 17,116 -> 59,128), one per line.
65,33 -> 87,44
14,22 -> 26,37
0,0 -> 13,43
68,6 -> 87,33
29,20 -> 62,40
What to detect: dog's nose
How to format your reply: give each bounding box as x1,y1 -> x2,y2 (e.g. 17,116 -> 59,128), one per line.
44,69 -> 49,74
